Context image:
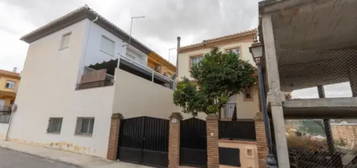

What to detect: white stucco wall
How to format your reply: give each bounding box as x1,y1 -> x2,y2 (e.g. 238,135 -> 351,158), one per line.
9,20 -> 115,157
81,21 -> 147,74
177,40 -> 259,119
112,69 -> 180,119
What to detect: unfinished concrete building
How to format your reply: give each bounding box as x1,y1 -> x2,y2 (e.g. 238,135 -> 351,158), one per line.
258,0 -> 357,167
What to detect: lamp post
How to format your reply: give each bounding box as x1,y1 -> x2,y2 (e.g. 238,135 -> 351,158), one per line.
249,42 -> 278,168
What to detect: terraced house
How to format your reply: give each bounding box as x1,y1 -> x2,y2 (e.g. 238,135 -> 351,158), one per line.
2,6 -> 180,167
175,30 -> 265,168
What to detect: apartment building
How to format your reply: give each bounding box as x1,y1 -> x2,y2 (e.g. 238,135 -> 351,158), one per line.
0,69 -> 20,138
4,6 -> 179,162
0,69 -> 20,110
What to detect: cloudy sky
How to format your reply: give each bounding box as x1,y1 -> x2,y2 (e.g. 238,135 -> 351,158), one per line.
0,0 -> 260,72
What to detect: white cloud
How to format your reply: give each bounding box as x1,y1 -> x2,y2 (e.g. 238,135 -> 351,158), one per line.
0,0 -> 260,71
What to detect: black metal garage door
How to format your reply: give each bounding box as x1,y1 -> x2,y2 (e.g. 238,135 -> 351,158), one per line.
118,117 -> 169,167
180,118 -> 207,167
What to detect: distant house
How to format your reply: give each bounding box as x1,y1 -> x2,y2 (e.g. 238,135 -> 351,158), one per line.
4,6 -> 179,160
0,69 -> 20,111
0,69 -> 20,135
177,30 -> 260,120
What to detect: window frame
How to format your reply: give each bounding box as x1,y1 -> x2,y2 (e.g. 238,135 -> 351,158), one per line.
189,54 -> 204,68
243,87 -> 254,101
75,117 -> 95,136
59,32 -> 71,50
100,35 -> 115,57
225,46 -> 241,56
5,80 -> 16,89
46,117 -> 63,134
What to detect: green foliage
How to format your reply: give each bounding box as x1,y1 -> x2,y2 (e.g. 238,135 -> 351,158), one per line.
173,48 -> 256,115
298,120 -> 325,136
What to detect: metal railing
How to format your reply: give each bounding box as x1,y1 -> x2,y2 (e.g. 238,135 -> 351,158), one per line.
120,54 -> 174,89
219,120 -> 256,140
0,106 -> 11,123
0,106 -> 11,112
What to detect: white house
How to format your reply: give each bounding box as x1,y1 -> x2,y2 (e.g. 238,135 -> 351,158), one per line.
4,6 -> 179,159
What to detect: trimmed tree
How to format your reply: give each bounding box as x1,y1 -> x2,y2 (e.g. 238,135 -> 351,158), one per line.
173,48 -> 256,116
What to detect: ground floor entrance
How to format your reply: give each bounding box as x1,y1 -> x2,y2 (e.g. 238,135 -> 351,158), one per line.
118,116 -> 169,167
180,118 -> 207,167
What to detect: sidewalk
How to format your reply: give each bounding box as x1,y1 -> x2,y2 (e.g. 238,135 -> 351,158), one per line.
0,140 -> 152,168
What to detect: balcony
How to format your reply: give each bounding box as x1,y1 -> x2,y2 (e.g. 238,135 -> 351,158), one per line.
0,105 -> 11,113
0,106 -> 11,123
76,67 -> 114,90
81,55 -> 174,89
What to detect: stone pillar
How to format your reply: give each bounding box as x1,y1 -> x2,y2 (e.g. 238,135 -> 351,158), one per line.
107,113 -> 123,160
169,112 -> 182,168
255,112 -> 268,168
207,114 -> 219,168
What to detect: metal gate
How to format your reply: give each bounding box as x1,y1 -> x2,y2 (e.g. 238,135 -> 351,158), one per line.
180,118 -> 207,167
118,116 -> 169,167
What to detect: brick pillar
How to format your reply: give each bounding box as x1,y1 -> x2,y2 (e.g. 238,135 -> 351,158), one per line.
207,113 -> 219,168
107,113 -> 123,160
169,112 -> 182,168
255,112 -> 268,168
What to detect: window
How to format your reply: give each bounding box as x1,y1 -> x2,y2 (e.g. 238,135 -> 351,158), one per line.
60,33 -> 71,50
243,88 -> 253,101
222,103 -> 236,119
190,55 -> 203,67
75,117 -> 94,136
100,35 -> 115,56
227,47 -> 240,55
47,117 -> 63,134
5,81 -> 15,89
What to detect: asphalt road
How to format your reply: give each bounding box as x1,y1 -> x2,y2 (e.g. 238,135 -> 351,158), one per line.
0,147 -> 79,168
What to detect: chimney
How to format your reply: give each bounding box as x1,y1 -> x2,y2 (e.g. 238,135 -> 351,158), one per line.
12,67 -> 17,73
176,36 -> 181,75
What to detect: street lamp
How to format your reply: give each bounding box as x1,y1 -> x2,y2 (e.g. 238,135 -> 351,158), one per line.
249,41 -> 278,168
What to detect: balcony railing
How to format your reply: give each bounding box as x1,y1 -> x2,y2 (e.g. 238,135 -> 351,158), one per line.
0,106 -> 11,112
120,54 -> 174,89
0,106 -> 11,123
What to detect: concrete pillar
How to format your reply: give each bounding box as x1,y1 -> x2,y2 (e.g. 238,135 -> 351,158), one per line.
318,85 -> 336,153
262,14 -> 290,167
348,67 -> 357,97
206,114 -> 219,168
106,113 -> 123,160
168,112 -> 182,168
255,112 -> 268,168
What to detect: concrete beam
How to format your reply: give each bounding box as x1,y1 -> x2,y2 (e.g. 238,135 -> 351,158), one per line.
283,97 -> 357,119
